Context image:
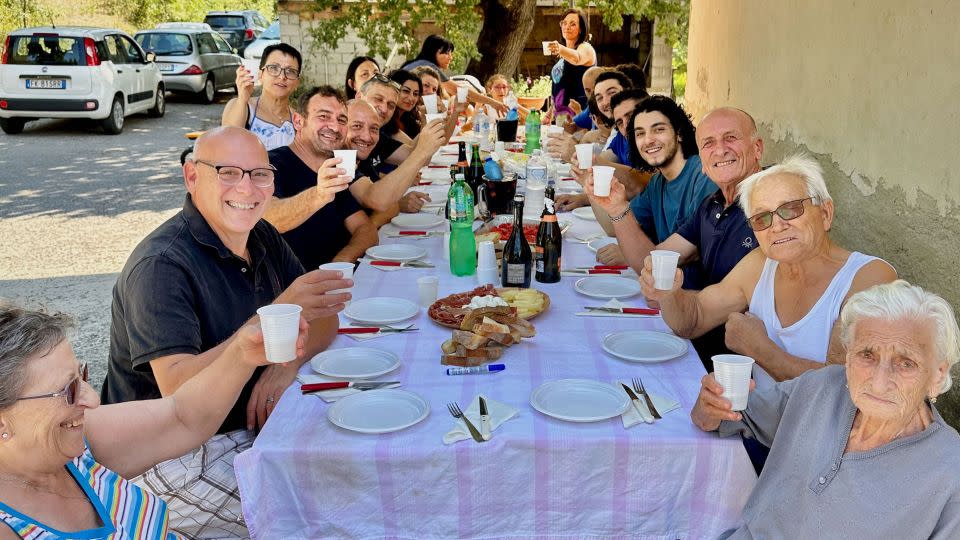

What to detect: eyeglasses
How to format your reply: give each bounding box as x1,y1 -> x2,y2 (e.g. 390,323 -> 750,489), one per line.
261,64 -> 300,80
195,160 -> 276,188
17,363 -> 88,406
370,73 -> 402,92
747,197 -> 818,231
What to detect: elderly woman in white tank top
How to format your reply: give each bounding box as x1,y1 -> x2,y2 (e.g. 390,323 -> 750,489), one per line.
641,154 -> 897,389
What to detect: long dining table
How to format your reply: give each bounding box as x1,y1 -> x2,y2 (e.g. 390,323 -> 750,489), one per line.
234,161 -> 757,539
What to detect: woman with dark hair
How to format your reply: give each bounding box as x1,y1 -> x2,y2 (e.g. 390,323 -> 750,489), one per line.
546,8 -> 597,109
388,69 -> 423,139
405,36 -> 508,116
345,55 -> 380,100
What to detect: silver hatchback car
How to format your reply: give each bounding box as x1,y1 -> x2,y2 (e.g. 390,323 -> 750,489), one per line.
134,23 -> 241,104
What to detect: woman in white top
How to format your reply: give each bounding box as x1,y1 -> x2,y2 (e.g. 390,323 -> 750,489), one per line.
221,43 -> 301,151
641,154 -> 898,387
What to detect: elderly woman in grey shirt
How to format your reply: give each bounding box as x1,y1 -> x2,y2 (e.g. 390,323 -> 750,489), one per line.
692,280 -> 960,538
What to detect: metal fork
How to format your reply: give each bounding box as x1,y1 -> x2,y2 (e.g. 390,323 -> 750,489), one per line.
569,233 -> 603,244
446,402 -> 486,443
632,377 -> 662,419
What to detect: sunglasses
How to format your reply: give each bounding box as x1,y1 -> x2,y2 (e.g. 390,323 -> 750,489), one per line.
17,363 -> 89,406
747,197 -> 819,232
370,73 -> 402,92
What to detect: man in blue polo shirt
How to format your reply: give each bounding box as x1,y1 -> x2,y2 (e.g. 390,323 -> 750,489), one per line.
586,95 -> 716,274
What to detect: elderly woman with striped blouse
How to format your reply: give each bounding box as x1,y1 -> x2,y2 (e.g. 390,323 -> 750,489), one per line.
693,280 -> 960,538
0,305 -> 306,539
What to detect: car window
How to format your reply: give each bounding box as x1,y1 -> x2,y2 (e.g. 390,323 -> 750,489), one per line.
6,35 -> 85,66
105,35 -> 127,64
262,22 -> 280,40
118,35 -> 144,63
204,15 -> 245,29
136,33 -> 192,56
196,33 -> 218,55
255,14 -> 269,28
211,33 -> 233,53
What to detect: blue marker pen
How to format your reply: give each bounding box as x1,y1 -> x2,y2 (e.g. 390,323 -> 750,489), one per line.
446,364 -> 505,376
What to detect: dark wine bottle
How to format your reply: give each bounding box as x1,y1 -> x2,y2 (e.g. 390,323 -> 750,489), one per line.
501,194 -> 532,288
468,143 -> 484,200
535,196 -> 562,283
536,181 -> 556,247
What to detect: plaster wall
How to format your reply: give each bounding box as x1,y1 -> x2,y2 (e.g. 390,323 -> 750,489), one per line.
685,0 -> 960,422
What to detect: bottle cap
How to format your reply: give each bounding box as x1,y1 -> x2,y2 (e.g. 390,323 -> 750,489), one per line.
488,364 -> 505,372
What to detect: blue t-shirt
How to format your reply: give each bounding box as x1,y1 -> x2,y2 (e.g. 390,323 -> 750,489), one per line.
607,131 -> 633,167
628,155 -> 715,243
573,109 -> 594,130
675,189 -> 758,288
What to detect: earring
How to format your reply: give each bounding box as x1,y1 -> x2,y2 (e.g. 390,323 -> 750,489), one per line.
930,396 -> 938,404
1,433 -> 8,439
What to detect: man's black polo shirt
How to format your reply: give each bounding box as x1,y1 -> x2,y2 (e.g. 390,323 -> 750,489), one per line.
101,194 -> 303,434
676,189 -> 758,288
269,146 -> 363,270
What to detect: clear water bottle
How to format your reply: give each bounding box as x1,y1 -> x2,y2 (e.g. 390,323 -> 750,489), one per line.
524,150 -> 547,220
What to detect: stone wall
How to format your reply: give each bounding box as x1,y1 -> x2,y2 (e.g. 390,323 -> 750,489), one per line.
685,0 -> 960,425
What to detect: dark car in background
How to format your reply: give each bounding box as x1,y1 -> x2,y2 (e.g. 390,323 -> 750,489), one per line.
135,23 -> 242,104
203,10 -> 269,57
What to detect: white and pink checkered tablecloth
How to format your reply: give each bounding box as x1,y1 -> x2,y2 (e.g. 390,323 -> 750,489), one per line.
235,207 -> 757,539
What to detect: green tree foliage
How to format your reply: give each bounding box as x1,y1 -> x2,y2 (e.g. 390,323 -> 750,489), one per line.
305,0 -> 482,72
585,0 -> 688,46
100,0 -> 276,30
1,0 -> 53,38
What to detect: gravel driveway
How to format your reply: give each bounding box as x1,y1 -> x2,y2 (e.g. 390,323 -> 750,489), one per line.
0,93 -> 227,389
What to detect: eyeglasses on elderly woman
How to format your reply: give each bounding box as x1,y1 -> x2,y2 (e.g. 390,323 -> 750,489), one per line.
747,196 -> 819,232
262,64 -> 300,80
16,362 -> 88,406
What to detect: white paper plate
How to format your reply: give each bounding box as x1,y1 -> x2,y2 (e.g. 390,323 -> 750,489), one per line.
572,207 -> 597,221
574,276 -> 641,299
327,389 -> 429,434
390,213 -> 445,229
530,379 -> 630,422
365,244 -> 428,262
602,330 -> 688,363
310,347 -> 400,379
588,237 -> 618,252
343,297 -> 419,324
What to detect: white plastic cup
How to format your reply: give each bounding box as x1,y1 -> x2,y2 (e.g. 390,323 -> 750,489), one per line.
333,149 -> 357,179
542,41 -> 552,55
422,93 -> 438,114
494,141 -> 506,154
592,165 -> 615,197
575,143 -> 594,169
477,240 -> 496,268
476,266 -> 499,286
712,354 -> 756,411
456,85 -> 468,103
417,276 -> 439,308
650,249 -> 681,290
256,304 -> 302,363
443,230 -> 451,261
318,262 -> 353,297
425,112 -> 445,124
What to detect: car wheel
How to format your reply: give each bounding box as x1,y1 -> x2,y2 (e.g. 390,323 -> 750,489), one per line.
0,118 -> 26,135
102,97 -> 124,134
147,86 -> 165,117
198,75 -> 216,104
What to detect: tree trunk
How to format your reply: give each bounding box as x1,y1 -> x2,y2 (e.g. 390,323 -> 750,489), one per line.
466,0 -> 538,83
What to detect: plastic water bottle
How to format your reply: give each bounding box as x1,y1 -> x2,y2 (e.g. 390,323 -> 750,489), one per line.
483,156 -> 503,181
448,173 -> 477,276
524,110 -> 541,154
479,113 -> 492,150
472,110 -> 484,140
524,150 -> 547,220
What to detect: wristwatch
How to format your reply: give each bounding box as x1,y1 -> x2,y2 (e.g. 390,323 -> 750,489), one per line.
608,206 -> 631,222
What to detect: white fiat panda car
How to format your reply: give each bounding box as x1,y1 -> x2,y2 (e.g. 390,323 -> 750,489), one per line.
0,27 -> 165,135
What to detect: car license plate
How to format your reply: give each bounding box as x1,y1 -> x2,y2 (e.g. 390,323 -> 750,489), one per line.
159,63 -> 174,72
26,79 -> 66,89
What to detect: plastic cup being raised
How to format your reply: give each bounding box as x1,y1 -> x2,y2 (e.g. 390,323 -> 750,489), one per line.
425,112 -> 445,125
417,276 -> 439,308
456,86 -> 469,103
422,93 -> 439,114
319,262 -> 354,297
542,41 -> 552,55
333,149 -> 357,179
712,354 -> 756,411
256,304 -> 302,363
575,143 -> 594,169
592,165 -> 615,197
650,249 -> 681,290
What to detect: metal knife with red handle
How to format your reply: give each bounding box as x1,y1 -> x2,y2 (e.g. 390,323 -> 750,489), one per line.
300,381 -> 399,393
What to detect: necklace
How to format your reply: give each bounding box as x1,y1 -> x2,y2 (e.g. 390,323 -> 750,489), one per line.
0,474 -> 89,501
